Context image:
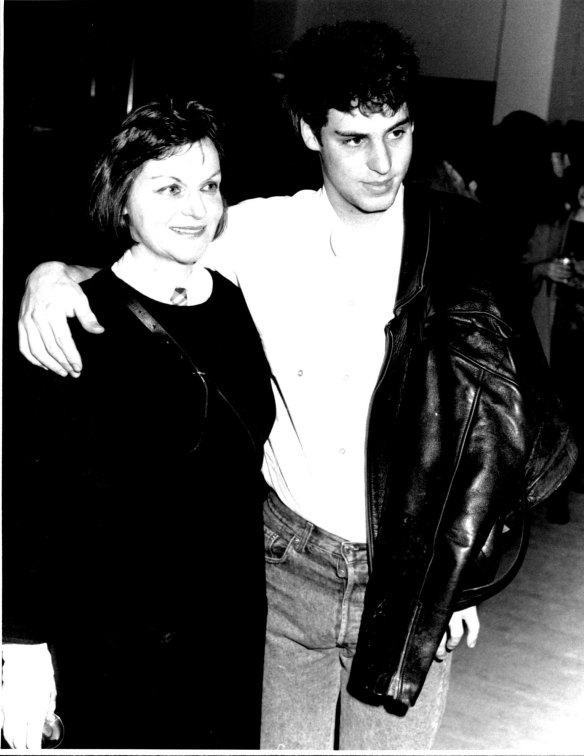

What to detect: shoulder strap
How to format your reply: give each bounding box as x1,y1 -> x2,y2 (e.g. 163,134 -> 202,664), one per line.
122,295 -> 207,379
120,291 -> 259,455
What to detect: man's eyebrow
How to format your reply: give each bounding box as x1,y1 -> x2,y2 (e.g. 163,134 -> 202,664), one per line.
334,116 -> 411,137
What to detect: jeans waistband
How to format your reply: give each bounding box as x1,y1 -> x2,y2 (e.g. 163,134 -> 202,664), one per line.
265,489 -> 367,556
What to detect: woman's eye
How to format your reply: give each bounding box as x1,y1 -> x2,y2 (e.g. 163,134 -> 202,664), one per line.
158,184 -> 182,196
202,181 -> 219,193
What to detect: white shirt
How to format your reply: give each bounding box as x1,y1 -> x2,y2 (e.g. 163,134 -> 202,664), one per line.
204,187 -> 404,541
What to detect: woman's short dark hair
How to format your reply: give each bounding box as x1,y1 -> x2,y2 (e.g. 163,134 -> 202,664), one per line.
283,20 -> 419,139
90,98 -> 227,250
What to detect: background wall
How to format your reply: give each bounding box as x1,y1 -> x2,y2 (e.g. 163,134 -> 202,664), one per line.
549,0 -> 584,123
253,0 -> 583,124
494,0 -> 562,123
293,0 -> 506,81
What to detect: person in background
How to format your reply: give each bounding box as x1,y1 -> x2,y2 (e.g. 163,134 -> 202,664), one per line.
2,99 -> 275,749
523,166 -> 584,522
15,21 -> 576,750
473,111 -> 561,304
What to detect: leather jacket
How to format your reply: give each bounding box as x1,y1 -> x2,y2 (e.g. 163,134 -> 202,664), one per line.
348,185 -> 577,710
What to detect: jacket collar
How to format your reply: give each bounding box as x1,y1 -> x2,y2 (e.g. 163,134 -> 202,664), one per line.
394,182 -> 432,315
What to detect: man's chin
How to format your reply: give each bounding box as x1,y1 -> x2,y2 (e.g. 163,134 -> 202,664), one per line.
357,194 -> 396,214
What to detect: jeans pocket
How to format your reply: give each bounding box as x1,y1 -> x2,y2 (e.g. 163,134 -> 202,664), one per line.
264,523 -> 294,563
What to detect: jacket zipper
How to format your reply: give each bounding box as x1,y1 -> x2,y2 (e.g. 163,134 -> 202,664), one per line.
387,601 -> 422,698
365,323 -> 394,572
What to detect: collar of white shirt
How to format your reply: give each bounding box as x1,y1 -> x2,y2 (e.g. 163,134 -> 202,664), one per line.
111,250 -> 213,305
324,183 -> 404,260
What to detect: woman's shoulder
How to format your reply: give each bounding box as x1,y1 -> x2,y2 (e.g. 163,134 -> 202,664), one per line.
207,269 -> 249,312
76,269 -> 139,338
80,268 -> 118,305
81,268 -> 144,317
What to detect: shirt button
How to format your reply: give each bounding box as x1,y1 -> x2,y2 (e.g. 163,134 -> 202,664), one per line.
339,448 -> 346,455
348,300 -> 355,307
343,374 -> 350,381
297,369 -> 304,377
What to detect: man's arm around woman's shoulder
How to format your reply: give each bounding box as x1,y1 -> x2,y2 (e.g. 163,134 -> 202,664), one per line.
18,262 -> 103,377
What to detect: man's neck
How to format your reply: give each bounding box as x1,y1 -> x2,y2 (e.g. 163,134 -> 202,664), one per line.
323,185 -> 404,234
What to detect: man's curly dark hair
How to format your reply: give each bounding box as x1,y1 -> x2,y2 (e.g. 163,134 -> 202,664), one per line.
283,20 -> 419,139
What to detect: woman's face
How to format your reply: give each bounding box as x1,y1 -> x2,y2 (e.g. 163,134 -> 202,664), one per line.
123,139 -> 223,267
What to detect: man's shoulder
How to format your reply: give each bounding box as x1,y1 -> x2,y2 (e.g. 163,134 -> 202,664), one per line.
205,189 -> 321,276
428,186 -> 484,223
227,189 -> 321,227
419,187 -> 488,250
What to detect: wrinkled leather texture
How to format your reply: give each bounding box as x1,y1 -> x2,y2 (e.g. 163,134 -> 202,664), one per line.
347,185 -> 578,710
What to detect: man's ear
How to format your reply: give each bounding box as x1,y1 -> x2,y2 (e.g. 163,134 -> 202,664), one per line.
300,119 -> 321,152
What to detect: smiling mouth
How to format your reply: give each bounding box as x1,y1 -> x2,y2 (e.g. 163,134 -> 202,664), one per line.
170,226 -> 206,237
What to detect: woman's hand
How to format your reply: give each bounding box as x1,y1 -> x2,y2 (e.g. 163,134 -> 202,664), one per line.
442,160 -> 479,202
435,605 -> 480,661
18,262 -> 103,377
572,259 -> 584,280
1,644 -> 57,750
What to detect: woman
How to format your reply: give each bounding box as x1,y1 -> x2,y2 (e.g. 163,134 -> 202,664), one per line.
2,100 -> 275,749
523,169 -> 584,363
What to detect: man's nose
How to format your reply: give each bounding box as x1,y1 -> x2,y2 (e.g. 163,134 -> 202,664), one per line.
367,141 -> 391,174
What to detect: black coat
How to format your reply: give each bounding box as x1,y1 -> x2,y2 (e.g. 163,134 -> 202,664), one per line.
3,269 -> 275,749
349,186 -> 577,709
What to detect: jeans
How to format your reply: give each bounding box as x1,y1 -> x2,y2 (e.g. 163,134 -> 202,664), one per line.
261,489 -> 451,750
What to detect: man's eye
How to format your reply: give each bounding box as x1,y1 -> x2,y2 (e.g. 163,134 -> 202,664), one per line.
388,129 -> 405,140
343,137 -> 364,146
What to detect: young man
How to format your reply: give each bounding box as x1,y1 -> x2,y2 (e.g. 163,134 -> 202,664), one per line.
14,21 -> 575,750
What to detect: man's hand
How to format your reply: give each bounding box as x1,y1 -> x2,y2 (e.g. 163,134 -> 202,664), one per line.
18,262 -> 103,377
435,605 -> 480,661
1,643 -> 57,750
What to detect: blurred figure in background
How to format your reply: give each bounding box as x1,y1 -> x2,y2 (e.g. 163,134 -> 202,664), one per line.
523,166 -> 584,522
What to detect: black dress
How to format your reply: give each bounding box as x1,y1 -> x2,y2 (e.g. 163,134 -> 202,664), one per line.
2,269 -> 275,749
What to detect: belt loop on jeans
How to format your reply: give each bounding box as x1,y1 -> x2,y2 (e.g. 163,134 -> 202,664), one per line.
291,522 -> 313,552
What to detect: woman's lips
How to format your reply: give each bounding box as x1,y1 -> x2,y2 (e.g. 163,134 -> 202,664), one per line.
170,225 -> 206,237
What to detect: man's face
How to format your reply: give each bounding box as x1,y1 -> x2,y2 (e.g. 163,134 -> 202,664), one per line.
301,105 -> 413,222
